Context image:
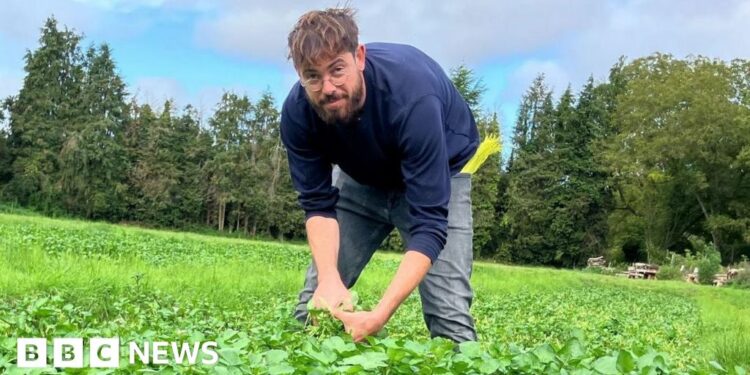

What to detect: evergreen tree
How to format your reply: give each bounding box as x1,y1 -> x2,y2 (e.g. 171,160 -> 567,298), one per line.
254,92 -> 304,239
503,75 -> 557,264
545,83 -> 611,266
471,112 -> 503,258
449,65 -> 503,258
5,17 -> 85,212
204,92 -> 253,231
58,44 -> 129,219
126,101 -> 184,226
173,105 -> 213,226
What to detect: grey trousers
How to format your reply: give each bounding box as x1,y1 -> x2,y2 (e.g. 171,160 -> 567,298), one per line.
294,168 -> 477,342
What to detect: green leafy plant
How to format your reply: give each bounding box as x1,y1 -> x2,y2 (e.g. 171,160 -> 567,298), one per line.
728,269 -> 750,289
1,214 -> 748,373
688,236 -> 723,285
657,264 -> 684,280
305,291 -> 360,337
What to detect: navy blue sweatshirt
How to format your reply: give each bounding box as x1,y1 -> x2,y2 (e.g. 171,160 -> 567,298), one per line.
280,42 -> 478,262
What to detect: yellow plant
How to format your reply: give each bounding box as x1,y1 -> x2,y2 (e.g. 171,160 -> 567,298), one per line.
460,135 -> 502,174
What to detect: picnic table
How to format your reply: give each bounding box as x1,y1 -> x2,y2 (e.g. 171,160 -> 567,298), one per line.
627,263 -> 659,279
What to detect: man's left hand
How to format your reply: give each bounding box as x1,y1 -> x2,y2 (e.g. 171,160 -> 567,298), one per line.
331,309 -> 387,342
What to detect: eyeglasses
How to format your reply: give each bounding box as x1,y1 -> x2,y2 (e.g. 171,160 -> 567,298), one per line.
300,63 -> 351,92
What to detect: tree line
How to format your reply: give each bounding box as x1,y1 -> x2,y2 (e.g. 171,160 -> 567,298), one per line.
1,18 -> 748,266
0,18 -> 302,240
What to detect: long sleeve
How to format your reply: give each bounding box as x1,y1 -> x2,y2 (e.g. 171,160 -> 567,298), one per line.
397,95 -> 451,262
280,101 -> 339,220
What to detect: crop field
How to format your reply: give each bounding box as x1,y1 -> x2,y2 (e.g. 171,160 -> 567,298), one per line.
0,212 -> 748,374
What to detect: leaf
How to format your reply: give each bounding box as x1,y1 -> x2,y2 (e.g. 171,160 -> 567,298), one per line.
306,349 -> 337,365
340,352 -> 388,370
265,349 -> 288,364
616,350 -> 636,373
533,344 -> 556,364
592,356 -> 618,375
479,358 -> 501,374
349,290 -> 359,307
217,348 -> 242,367
404,340 -> 427,355
559,339 -> 586,361
709,361 -> 727,373
268,364 -> 295,375
637,351 -> 657,369
322,336 -> 355,354
459,341 -> 482,359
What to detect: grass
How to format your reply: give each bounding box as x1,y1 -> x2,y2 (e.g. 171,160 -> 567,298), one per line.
1,212 -> 749,372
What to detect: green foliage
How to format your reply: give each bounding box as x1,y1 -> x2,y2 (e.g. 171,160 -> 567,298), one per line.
603,54 -> 750,264
4,17 -> 85,212
1,17 -> 304,241
379,229 -> 405,252
0,286 -> 713,374
4,16 -> 750,271
688,236 -> 723,285
657,265 -> 684,281
501,76 -> 612,266
449,65 -> 504,259
728,269 -> 750,289
697,259 -> 721,286
1,213 -> 749,372
582,266 -> 618,276
0,127 -> 10,186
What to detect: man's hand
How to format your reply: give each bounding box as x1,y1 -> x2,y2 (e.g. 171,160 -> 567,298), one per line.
311,278 -> 353,311
305,216 -> 352,311
331,308 -> 388,342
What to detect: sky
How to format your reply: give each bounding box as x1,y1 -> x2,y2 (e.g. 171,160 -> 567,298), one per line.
1,0 -> 749,149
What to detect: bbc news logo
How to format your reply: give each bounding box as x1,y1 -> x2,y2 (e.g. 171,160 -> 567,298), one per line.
17,338 -> 219,368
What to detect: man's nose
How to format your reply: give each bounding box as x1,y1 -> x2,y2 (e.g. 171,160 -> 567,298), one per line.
321,77 -> 337,95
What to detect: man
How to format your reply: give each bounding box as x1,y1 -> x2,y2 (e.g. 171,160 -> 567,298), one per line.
280,7 -> 479,343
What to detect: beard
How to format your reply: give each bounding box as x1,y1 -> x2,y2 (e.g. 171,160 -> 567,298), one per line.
308,75 -> 365,126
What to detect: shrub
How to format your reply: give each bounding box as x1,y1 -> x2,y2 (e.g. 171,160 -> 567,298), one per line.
605,246 -> 625,264
686,236 -> 722,285
657,265 -> 683,280
728,269 -> 750,289
697,258 -> 721,285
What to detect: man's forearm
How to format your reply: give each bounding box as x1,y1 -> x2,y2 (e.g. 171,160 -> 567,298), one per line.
305,216 -> 341,282
374,250 -> 432,320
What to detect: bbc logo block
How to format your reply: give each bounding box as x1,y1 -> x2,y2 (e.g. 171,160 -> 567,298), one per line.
16,337 -> 218,368
17,338 -> 120,368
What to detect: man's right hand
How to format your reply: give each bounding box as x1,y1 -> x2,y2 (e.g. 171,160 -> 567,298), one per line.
311,277 -> 353,312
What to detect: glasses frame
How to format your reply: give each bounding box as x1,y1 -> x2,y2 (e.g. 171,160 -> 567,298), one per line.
300,56 -> 356,92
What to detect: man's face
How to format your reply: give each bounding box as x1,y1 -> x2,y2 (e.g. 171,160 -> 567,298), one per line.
298,45 -> 366,125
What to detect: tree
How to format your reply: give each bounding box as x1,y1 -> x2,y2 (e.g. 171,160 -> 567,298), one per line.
0,106 -> 11,186
450,66 -> 504,258
125,101 -> 184,225
503,75 -> 560,265
5,17 -> 85,212
603,54 -> 750,263
204,92 -> 253,231
546,81 -> 612,266
173,105 -> 213,226
501,76 -> 612,266
57,44 -> 129,219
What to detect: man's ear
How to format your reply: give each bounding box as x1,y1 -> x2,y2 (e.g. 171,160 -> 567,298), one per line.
356,44 -> 366,72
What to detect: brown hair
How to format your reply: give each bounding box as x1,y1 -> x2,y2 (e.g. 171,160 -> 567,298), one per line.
287,7 -> 359,70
